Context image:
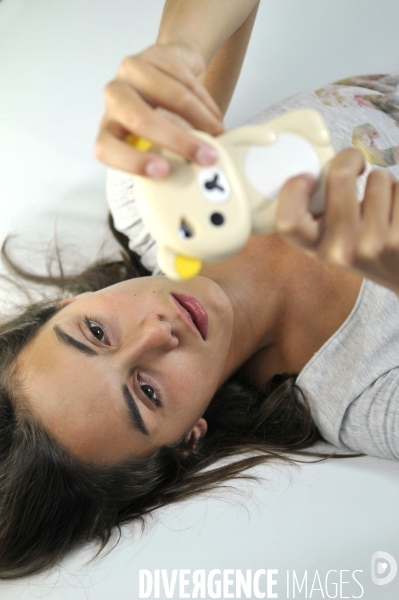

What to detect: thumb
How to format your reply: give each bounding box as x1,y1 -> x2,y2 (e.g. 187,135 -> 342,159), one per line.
276,174 -> 321,249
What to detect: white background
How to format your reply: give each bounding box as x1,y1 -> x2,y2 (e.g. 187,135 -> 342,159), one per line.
0,0 -> 399,598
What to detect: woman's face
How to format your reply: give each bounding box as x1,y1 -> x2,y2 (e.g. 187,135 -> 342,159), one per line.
18,276 -> 233,464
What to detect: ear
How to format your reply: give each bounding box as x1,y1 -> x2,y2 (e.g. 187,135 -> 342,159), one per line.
58,292 -> 93,307
180,418 -> 208,455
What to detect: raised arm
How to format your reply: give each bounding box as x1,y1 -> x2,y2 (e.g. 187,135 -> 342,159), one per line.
157,0 -> 260,114
94,0 -> 260,176
202,2 -> 260,115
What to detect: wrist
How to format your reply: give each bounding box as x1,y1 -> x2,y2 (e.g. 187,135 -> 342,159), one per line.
156,0 -> 259,66
156,1 -> 232,66
156,33 -> 207,66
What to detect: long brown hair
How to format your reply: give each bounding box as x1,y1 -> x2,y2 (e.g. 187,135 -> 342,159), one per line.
0,222 -> 362,580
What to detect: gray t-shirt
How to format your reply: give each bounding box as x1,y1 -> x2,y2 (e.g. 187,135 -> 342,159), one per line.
297,278 -> 399,460
106,73 -> 399,460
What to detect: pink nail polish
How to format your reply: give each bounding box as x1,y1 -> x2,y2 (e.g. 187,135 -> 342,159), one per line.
196,146 -> 218,166
145,161 -> 169,178
300,173 -> 316,184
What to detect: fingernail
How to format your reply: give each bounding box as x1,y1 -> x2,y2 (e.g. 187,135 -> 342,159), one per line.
145,160 -> 169,178
195,145 -> 218,166
300,173 -> 317,186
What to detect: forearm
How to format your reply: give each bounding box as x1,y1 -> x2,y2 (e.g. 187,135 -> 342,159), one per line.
204,2 -> 260,115
157,0 -> 260,67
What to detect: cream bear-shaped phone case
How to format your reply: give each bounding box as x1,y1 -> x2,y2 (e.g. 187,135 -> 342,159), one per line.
128,109 -> 335,280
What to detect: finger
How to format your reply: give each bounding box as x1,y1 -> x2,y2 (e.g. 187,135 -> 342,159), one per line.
276,174 -> 323,250
320,149 -> 366,263
118,50 -> 223,124
358,169 -> 393,243
118,58 -> 223,135
103,81 -> 219,166
94,127 -> 170,177
141,47 -> 224,121
357,176 -> 399,287
153,107 -> 193,130
185,74 -> 224,122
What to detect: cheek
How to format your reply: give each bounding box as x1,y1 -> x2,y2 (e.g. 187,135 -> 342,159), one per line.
171,367 -> 218,420
176,354 -> 223,394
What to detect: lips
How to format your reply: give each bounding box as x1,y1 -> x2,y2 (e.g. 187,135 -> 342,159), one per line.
171,293 -> 208,340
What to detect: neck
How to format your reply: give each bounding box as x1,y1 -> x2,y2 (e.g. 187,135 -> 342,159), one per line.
201,234 -> 289,384
200,234 -> 363,386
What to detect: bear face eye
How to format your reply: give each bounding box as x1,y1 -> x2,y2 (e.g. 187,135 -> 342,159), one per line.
197,167 -> 230,204
179,219 -> 194,238
210,212 -> 225,226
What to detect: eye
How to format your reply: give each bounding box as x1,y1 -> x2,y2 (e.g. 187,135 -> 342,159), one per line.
197,166 -> 230,203
138,376 -> 162,407
179,219 -> 194,238
210,212 -> 225,226
90,325 -> 104,341
84,316 -> 109,345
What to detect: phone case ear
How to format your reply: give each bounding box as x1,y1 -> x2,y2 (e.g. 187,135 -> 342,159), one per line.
219,124 -> 277,147
157,246 -> 203,281
219,109 -> 332,148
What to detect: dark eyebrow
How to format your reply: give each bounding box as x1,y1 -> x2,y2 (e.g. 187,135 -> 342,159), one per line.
122,384 -> 150,437
53,325 -> 98,356
53,325 -> 149,437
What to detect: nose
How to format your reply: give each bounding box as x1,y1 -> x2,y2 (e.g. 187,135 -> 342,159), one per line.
132,313 -> 178,358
